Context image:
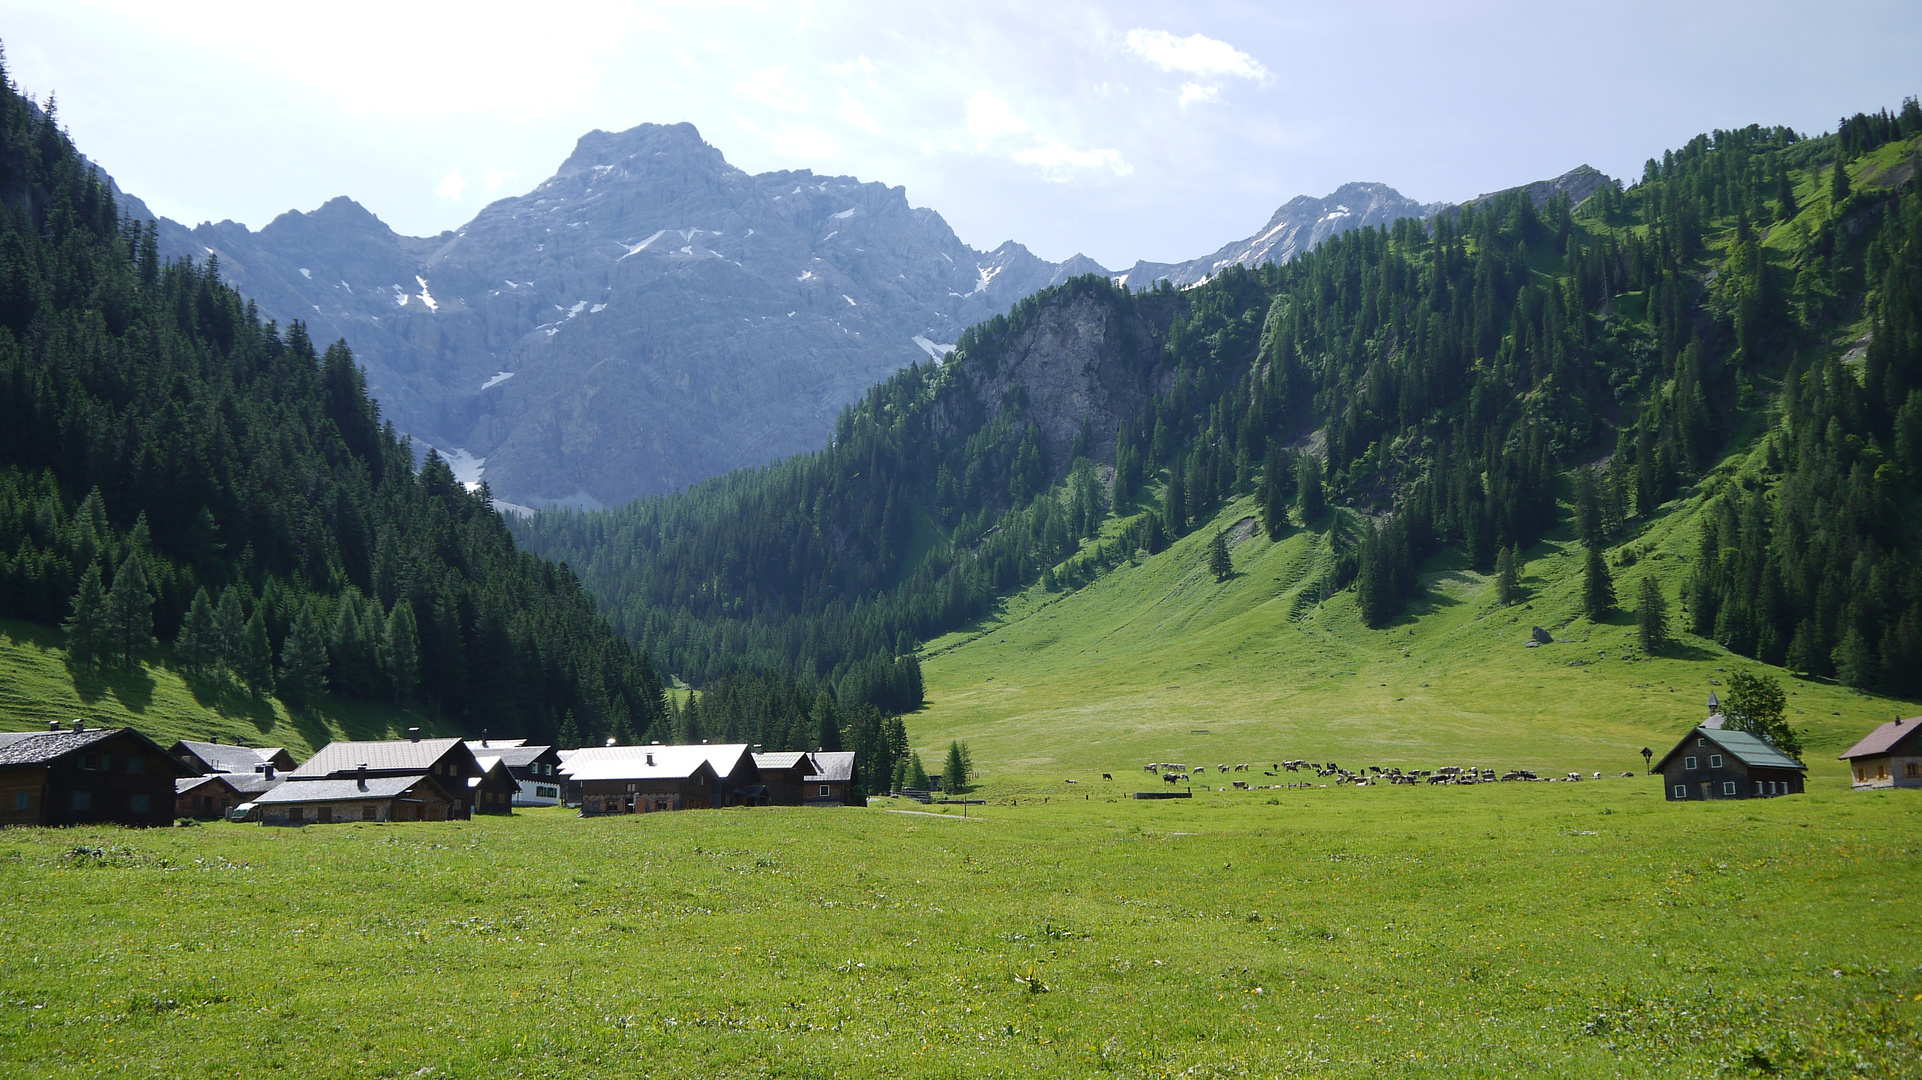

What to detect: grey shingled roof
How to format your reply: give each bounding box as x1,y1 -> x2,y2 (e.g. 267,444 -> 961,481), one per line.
486,745 -> 556,769
805,751 -> 855,783
0,728 -> 132,766
178,772 -> 282,796
172,740 -> 273,774
753,752 -> 811,771
1840,718 -> 1922,760
255,775 -> 437,803
288,738 -> 467,779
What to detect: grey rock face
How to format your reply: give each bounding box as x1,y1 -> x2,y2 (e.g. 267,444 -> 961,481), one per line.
134,123 -> 1116,509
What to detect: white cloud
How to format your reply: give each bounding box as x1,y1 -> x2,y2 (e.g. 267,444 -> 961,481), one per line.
1125,29 -> 1268,81
436,167 -> 467,200
1178,82 -> 1220,108
737,66 -> 803,112
1011,139 -> 1131,181
965,89 -> 1029,144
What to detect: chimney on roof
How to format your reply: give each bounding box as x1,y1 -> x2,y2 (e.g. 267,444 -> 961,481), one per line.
646,752 -> 655,766
481,729 -> 489,748
701,739 -> 708,745
651,740 -> 662,746
47,720 -> 60,731
408,727 -> 421,743
606,737 -> 617,747
356,764 -> 368,791
263,765 -> 275,781
752,743 -> 763,752
72,719 -> 85,732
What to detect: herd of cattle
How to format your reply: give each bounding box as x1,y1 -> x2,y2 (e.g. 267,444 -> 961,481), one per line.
1118,761 -> 1640,789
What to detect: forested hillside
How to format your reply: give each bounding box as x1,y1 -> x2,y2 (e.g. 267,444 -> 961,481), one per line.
518,98 -> 1922,705
0,66 -> 666,746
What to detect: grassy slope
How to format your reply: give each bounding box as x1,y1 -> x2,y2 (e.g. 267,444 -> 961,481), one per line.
0,618 -> 449,757
915,138 -> 1922,793
0,788 -> 1915,1079
916,483 -> 1908,793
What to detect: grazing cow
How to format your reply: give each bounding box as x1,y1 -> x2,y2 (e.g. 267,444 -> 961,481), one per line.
1064,779 -> 1078,784
1102,773 -> 1113,781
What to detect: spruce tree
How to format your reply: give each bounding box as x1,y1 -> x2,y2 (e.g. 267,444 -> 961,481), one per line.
812,690 -> 841,752
238,609 -> 275,695
102,554 -> 155,666
1830,158 -> 1851,209
385,601 -> 421,702
1494,545 -> 1519,605
942,740 -> 968,795
176,587 -> 219,674
63,564 -> 106,666
277,605 -> 330,709
1774,167 -> 1797,222
906,752 -> 929,790
1208,531 -> 1232,580
1635,575 -> 1668,653
1831,627 -> 1877,689
1582,545 -> 1615,620
214,586 -> 247,677
1295,455 -> 1325,521
557,709 -> 581,750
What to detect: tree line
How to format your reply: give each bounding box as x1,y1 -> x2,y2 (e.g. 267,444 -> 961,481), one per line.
0,62 -> 666,747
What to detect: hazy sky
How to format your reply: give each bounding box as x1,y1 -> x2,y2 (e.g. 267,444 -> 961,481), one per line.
8,1 -> 1920,268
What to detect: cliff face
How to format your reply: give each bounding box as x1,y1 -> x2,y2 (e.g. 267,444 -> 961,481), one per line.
938,289 -> 1174,479
134,123 -> 1114,509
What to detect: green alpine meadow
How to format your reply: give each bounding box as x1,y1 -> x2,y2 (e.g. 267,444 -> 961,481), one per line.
0,18 -> 1920,1080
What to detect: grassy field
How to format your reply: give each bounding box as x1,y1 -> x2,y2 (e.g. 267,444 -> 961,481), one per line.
0,784 -> 1915,1079
915,480 -> 1910,795
0,617 -> 447,757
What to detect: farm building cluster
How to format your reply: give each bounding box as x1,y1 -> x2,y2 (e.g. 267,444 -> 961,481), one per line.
0,720 -> 859,827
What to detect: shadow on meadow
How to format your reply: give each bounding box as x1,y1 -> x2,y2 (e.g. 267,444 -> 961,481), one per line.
65,657 -> 154,714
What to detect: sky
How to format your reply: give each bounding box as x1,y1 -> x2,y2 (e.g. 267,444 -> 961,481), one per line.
6,1 -> 1920,269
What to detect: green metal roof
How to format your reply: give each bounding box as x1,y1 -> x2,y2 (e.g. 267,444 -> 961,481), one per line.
1654,726 -> 1807,773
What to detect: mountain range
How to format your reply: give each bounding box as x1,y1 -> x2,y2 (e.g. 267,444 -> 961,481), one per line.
115,121 -> 1600,510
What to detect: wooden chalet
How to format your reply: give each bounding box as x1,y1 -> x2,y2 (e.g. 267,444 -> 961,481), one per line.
467,742 -> 564,806
1839,717 -> 1922,790
286,729 -> 485,818
804,751 -> 859,805
466,757 -> 521,815
253,770 -> 456,824
0,722 -> 193,827
751,751 -> 814,805
175,770 -> 282,820
565,746 -> 723,815
1655,726 -> 1806,801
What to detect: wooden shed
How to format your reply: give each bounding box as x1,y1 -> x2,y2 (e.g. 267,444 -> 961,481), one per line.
1839,717 -> 1922,790
804,751 -> 859,805
175,770 -> 282,820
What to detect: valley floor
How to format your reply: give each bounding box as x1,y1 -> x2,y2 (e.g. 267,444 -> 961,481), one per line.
0,786 -> 1914,1079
